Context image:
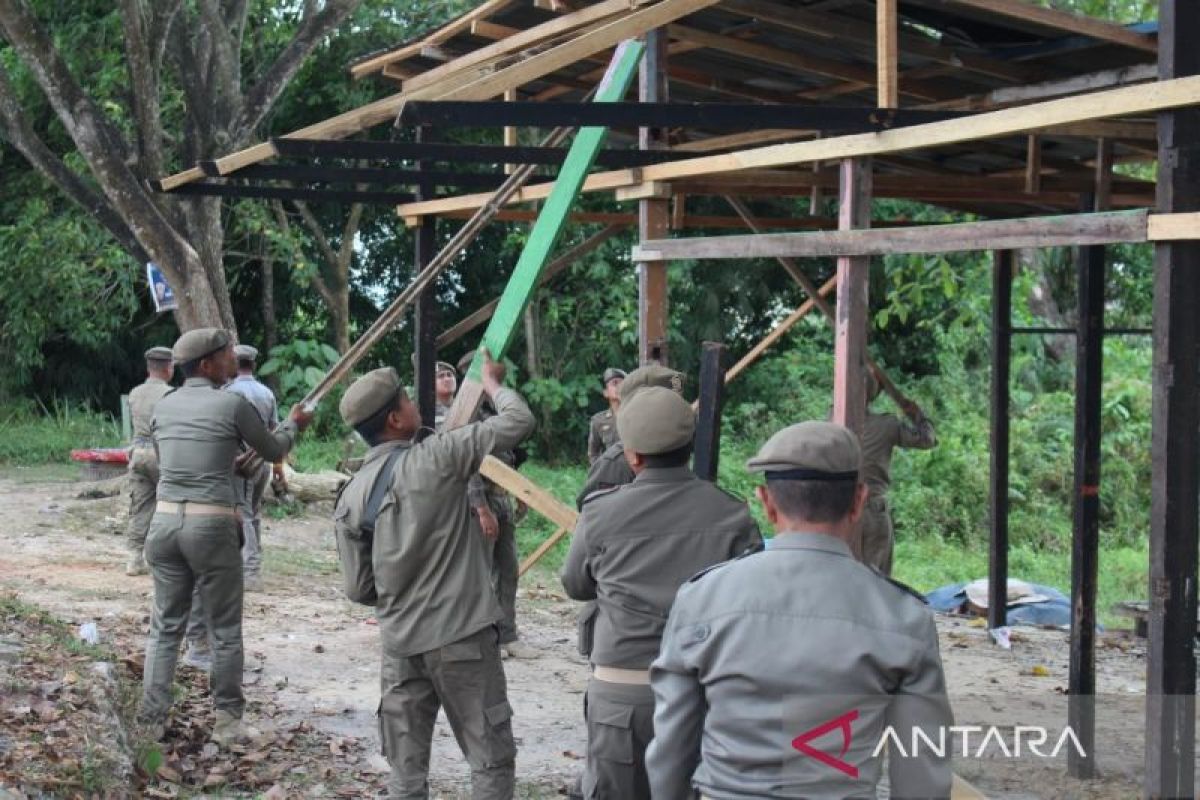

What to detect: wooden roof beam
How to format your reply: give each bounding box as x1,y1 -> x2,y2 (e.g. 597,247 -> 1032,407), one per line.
922,0 -> 1156,54
394,74 -> 1200,218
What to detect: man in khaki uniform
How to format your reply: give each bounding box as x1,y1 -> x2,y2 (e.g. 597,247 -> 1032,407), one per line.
574,365 -> 684,509
647,421 -> 953,800
140,329 -> 312,745
562,387 -> 762,799
224,344 -> 279,590
861,370 -> 937,575
334,351 -> 534,799
586,368 -> 625,463
124,346 -> 174,576
432,360 -> 458,428
454,351 -> 536,660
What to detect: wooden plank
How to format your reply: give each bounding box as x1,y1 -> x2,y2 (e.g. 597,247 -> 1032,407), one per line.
349,0 -> 517,79
1145,0 -> 1200,793
400,0 -> 638,94
831,158 -> 870,440
394,75 -> 1200,218
877,0 -> 898,109
987,250 -> 1014,630
519,527 -> 570,577
1025,134 -> 1042,194
480,456 -> 579,531
634,210 -> 1151,260
639,26 -> 671,366
933,0 -> 1157,53
436,224 -> 625,349
692,342 -> 727,481
1147,211 -> 1200,240
443,41 -> 645,431
436,0 -> 718,103
675,129 -> 810,152
724,275 -> 838,385
947,63 -> 1156,112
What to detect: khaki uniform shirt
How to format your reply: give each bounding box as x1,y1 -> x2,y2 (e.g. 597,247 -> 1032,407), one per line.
561,466 -> 763,669
129,377 -> 172,445
587,408 -> 619,463
862,411 -> 936,498
225,375 -> 279,428
152,377 -> 297,505
369,387 -> 535,658
575,441 -> 634,509
647,532 -> 953,800
437,400 -> 516,520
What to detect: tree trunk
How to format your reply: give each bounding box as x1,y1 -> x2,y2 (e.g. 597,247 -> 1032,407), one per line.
262,240 -> 277,354
1022,248 -> 1074,363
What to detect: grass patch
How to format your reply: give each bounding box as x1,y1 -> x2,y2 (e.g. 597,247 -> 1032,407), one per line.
264,546 -> 339,577
291,434 -> 362,473
0,400 -> 121,466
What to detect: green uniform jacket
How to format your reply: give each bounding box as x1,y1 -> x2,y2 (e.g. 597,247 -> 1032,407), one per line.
861,411 -> 936,498
561,466 -> 763,669
575,441 -> 634,509
369,387 -> 535,658
152,377 -> 297,505
129,377 -> 172,444
587,408 -> 619,463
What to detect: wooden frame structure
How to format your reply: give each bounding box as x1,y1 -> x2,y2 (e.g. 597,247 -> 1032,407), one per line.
156,0 -> 1200,793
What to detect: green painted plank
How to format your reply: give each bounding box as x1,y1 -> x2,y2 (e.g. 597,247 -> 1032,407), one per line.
462,39 -> 644,381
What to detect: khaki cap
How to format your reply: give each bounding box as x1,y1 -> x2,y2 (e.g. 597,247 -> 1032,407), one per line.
340,367 -> 405,427
618,364 -> 684,403
234,344 -> 259,361
746,420 -> 861,479
602,367 -> 627,384
172,328 -> 231,363
436,361 -> 457,376
144,346 -> 173,362
617,386 -> 695,455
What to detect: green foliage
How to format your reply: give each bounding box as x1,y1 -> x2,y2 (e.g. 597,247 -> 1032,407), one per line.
0,399 -> 121,465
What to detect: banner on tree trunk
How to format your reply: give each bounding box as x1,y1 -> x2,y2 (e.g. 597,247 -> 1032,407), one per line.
146,263 -> 177,312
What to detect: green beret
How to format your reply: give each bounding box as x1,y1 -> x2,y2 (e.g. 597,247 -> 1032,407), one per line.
456,350 -> 476,375
144,346 -> 173,362
173,328 -> 231,363
746,421 -> 861,480
436,361 -> 457,376
340,367 -> 405,427
234,344 -> 259,362
618,364 -> 684,403
602,367 -> 627,384
617,386 -> 695,455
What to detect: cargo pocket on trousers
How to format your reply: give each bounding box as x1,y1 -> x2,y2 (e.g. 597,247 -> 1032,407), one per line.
483,700 -> 516,766
586,697 -> 634,765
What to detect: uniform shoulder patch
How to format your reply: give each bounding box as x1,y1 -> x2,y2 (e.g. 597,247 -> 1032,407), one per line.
875,570 -> 928,604
686,544 -> 763,583
580,485 -> 622,507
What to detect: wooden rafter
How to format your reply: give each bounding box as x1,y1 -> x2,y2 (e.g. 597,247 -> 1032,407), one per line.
395,75 -> 1200,218
927,0 -> 1156,53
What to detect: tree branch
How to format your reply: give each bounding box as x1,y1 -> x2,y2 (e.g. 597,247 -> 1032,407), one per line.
272,201 -> 336,309
119,0 -> 165,178
234,0 -> 361,143
0,66 -> 146,262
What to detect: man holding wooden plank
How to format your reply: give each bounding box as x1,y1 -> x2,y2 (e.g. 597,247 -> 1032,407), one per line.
334,350 -> 534,799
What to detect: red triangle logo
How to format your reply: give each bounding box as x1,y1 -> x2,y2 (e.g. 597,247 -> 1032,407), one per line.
791,709 -> 860,779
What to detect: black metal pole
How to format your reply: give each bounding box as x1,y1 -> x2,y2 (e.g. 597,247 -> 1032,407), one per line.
693,342 -> 727,482
413,126 -> 439,432
1068,197 -> 1104,779
1146,0 -> 1200,793
988,250 -> 1013,630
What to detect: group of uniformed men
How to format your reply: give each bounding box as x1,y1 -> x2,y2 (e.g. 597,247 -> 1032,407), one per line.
127,325 -> 951,799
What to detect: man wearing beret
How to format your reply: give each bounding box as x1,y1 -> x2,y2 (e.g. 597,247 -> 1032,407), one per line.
646,421 -> 953,800
561,387 -> 762,800
335,350 -> 534,799
587,368 -> 626,463
124,346 -> 175,576
861,369 -> 937,575
223,343 -> 279,591
140,328 -> 313,746
574,364 -> 684,509
453,350 -> 536,660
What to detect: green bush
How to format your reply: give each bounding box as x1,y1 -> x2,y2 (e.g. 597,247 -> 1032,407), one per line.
0,399 -> 121,465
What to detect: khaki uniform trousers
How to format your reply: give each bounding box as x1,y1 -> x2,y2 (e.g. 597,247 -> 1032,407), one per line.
126,472 -> 157,555
583,676 -> 655,800
861,494 -> 894,576
379,625 -> 516,800
141,508 -> 245,720
489,517 -> 519,645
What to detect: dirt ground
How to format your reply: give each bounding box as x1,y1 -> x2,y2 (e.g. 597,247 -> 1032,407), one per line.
0,468 -> 1186,798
